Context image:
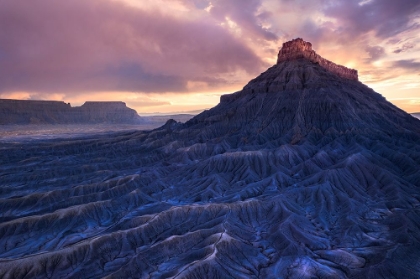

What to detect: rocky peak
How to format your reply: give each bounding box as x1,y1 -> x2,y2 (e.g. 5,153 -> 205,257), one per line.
277,38 -> 358,81
207,37 -> 420,143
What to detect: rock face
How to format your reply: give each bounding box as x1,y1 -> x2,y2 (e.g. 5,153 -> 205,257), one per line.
0,99 -> 141,124
277,38 -> 358,80
1,39 -> 420,279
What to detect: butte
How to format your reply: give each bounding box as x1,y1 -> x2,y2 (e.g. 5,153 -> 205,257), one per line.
1,38 -> 419,278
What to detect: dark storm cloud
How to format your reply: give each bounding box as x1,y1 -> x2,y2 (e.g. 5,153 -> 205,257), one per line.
0,0 -> 264,94
323,0 -> 420,39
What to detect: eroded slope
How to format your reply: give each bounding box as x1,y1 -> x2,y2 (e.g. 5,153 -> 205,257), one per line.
1,55 -> 420,278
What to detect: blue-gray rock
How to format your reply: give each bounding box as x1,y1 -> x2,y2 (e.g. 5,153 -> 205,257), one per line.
0,100 -> 141,124
0,38 -> 419,279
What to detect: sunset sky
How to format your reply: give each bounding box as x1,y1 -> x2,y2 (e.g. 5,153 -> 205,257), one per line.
1,0 -> 419,114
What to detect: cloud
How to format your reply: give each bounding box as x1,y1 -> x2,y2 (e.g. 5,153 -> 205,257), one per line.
209,0 -> 278,41
392,59 -> 420,71
125,99 -> 171,108
393,42 -> 416,53
323,0 -> 420,39
0,0 -> 265,95
365,45 -> 386,62
388,98 -> 420,113
0,0 -> 419,115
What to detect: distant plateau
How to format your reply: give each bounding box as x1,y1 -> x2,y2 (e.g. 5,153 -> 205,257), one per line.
0,99 -> 141,125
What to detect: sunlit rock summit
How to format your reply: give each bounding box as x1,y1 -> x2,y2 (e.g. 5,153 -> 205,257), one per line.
277,38 -> 358,80
1,39 -> 420,279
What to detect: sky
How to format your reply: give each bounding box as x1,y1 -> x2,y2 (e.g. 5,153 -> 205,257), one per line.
0,0 -> 419,114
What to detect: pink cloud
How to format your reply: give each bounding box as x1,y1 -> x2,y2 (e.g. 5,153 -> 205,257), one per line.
1,0 -> 419,115
0,0 -> 264,95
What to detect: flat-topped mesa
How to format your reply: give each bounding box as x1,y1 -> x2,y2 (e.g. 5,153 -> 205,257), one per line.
81,101 -> 127,109
0,99 -> 141,124
277,38 -> 358,81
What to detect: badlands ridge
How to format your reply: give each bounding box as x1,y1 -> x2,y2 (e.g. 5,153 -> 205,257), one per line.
0,39 -> 419,278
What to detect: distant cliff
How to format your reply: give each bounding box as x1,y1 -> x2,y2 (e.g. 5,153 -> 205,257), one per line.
0,99 -> 141,124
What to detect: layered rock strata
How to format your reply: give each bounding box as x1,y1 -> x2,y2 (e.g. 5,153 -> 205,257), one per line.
0,99 -> 141,124
1,39 -> 420,278
277,38 -> 358,80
